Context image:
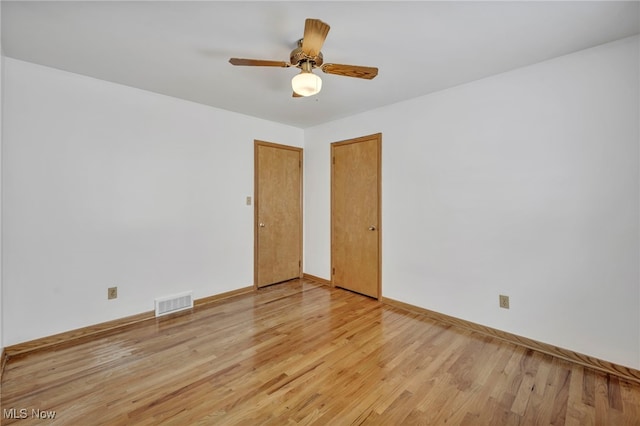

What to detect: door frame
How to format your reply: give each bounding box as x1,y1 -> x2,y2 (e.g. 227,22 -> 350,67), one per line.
330,133 -> 382,298
254,140 -> 304,289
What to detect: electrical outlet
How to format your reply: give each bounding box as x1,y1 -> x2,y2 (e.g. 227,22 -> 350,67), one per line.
499,294 -> 509,309
108,287 -> 118,300
246,196 -> 252,206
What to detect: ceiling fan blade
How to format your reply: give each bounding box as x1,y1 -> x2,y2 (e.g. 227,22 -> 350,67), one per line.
301,19 -> 330,57
321,63 -> 378,80
292,91 -> 303,98
229,58 -> 290,67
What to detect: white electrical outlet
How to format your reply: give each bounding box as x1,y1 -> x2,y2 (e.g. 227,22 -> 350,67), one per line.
108,287 -> 118,300
499,295 -> 509,309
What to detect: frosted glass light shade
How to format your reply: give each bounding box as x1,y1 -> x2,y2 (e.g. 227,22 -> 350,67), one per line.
291,72 -> 322,96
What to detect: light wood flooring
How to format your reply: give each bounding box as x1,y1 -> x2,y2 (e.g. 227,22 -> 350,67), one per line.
2,279 -> 640,425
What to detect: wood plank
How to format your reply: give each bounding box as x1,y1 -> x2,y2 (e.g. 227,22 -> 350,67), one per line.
302,273 -> 331,286
2,279 -> 640,425
193,285 -> 254,307
3,310 -> 156,358
4,286 -> 255,359
0,348 -> 6,380
382,296 -> 640,384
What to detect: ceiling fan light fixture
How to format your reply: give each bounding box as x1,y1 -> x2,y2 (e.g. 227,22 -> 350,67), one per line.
229,18 -> 378,97
292,71 -> 322,97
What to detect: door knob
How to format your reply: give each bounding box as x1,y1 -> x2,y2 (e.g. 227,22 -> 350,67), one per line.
368,226 -> 377,231
259,222 -> 265,228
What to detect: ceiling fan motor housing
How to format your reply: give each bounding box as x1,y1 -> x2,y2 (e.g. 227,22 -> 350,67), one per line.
290,44 -> 323,68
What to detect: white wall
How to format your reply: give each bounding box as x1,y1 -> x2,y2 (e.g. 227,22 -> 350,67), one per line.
2,59 -> 303,346
3,36 -> 639,371
305,36 -> 640,369
0,3 -> 4,355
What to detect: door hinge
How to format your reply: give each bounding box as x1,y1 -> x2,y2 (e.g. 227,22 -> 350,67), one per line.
332,156 -> 335,165
299,260 -> 301,268
332,267 -> 335,275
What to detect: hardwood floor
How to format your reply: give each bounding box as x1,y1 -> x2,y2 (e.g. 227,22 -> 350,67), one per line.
2,279 -> 639,425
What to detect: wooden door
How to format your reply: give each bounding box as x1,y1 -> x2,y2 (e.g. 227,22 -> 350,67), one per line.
331,133 -> 381,298
255,141 -> 303,288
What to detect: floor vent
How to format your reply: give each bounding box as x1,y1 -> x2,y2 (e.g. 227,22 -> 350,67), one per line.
155,291 -> 193,317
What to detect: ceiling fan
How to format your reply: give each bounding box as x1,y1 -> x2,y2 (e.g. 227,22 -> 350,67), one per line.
229,18 -> 378,97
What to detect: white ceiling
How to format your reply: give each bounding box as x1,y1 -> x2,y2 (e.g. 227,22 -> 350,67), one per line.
2,1 -> 639,128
